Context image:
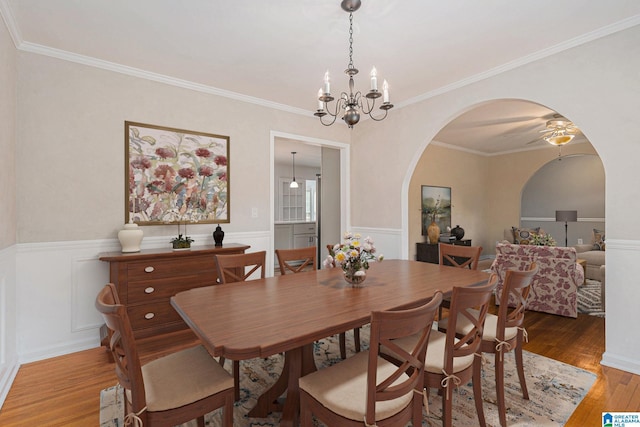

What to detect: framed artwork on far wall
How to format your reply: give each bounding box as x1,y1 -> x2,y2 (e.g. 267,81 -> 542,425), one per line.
125,121 -> 230,225
421,185 -> 451,235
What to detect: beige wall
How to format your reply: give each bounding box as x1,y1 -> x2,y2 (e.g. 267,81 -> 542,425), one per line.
16,52 -> 349,243
408,143 -> 488,259
408,142 -> 600,260
484,143 -> 600,254
0,19 -> 16,249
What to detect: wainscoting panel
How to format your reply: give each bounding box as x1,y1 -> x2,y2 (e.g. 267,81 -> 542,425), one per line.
350,227 -> 403,261
14,231 -> 271,364
0,245 -> 18,409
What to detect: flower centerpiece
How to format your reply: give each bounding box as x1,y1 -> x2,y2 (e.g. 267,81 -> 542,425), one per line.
323,232 -> 384,286
530,232 -> 557,246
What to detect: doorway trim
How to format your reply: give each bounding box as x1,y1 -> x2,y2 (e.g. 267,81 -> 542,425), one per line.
270,130 -> 350,275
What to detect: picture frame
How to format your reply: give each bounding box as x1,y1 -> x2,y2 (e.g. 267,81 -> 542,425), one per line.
125,121 -> 230,225
421,185 -> 451,235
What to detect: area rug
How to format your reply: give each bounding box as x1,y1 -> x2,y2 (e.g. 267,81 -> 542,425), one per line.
101,327 -> 596,427
578,279 -> 605,317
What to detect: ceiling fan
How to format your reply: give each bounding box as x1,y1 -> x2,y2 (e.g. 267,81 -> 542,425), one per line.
524,114 -> 579,146
538,116 -> 579,146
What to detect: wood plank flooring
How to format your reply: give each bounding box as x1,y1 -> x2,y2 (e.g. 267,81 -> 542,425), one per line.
0,307 -> 635,426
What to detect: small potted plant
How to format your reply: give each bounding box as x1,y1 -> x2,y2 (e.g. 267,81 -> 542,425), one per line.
171,234 -> 193,250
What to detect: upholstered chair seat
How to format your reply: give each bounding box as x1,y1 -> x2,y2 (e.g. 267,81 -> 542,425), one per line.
299,351 -> 413,422
137,345 -> 234,412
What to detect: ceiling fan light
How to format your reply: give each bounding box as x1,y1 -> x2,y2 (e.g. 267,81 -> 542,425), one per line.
544,134 -> 574,146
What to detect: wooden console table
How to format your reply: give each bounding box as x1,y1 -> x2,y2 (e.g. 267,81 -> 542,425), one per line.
99,243 -> 250,340
416,239 -> 472,264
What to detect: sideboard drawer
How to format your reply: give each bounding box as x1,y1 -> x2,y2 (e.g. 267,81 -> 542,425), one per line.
127,275 -> 218,305
126,256 -> 217,281
128,302 -> 184,332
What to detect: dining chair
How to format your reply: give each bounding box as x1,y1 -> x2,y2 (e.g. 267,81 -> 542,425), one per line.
387,279 -> 496,427
215,250 -> 266,284
439,243 -> 483,270
439,263 -> 538,427
299,291 -> 443,427
214,250 -> 267,400
275,246 -> 317,274
438,243 -> 483,319
326,244 -> 362,359
95,283 -> 234,427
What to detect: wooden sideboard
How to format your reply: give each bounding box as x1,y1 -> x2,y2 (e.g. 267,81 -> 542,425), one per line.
99,243 -> 250,340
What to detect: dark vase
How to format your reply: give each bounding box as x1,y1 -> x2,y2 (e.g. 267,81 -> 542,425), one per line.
451,225 -> 465,240
213,225 -> 225,246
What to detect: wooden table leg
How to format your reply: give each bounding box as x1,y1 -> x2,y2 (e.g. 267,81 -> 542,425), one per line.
248,344 -> 317,426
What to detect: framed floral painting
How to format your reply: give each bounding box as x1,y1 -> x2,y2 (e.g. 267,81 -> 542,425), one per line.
125,121 -> 229,225
421,185 -> 451,235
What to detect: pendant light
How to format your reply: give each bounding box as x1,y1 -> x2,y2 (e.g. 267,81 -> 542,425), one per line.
290,151 -> 299,189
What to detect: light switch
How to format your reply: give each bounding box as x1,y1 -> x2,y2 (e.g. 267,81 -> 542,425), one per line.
577,238 -> 583,244
251,207 -> 258,218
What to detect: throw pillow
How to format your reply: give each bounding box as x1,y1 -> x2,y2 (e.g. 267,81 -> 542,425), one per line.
593,228 -> 606,251
512,227 -> 540,245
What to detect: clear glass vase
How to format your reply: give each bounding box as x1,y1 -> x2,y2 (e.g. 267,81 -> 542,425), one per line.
344,269 -> 367,287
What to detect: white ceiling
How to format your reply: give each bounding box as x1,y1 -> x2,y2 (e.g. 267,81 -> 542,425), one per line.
3,0 -> 640,163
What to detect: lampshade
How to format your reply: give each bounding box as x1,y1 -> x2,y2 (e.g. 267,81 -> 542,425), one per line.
555,210 -> 577,222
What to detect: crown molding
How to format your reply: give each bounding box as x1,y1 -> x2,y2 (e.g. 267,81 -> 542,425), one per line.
395,15 -> 640,110
16,40 -> 312,118
0,0 -> 22,48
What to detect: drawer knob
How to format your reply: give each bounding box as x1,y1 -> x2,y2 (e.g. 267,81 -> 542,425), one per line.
144,313 -> 155,320
144,287 -> 155,294
144,266 -> 155,273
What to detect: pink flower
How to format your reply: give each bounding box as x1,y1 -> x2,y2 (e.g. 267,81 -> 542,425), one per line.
195,148 -> 212,158
178,168 -> 195,179
214,155 -> 227,166
155,147 -> 174,159
131,156 -> 152,170
198,165 -> 214,177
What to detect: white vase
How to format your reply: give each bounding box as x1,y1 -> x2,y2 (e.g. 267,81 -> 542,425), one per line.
118,222 -> 143,253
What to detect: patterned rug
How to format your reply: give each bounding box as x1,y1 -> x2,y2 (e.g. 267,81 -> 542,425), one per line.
578,279 -> 605,318
101,327 -> 596,427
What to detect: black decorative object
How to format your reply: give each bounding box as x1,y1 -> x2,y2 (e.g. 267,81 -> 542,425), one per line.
213,225 -> 225,247
451,225 -> 465,241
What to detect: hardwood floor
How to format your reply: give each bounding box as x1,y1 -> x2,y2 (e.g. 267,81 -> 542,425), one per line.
0,308 -> 635,426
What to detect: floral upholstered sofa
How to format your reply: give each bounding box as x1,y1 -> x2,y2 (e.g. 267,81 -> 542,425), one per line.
490,242 -> 585,318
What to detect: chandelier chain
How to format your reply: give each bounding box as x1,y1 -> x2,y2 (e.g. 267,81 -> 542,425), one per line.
348,13 -> 354,70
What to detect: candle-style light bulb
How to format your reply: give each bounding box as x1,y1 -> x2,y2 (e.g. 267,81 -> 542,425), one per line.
370,67 -> 378,91
317,88 -> 324,110
382,80 -> 390,103
323,71 -> 331,94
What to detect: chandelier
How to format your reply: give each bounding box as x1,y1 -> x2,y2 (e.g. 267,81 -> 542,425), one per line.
314,0 -> 393,128
541,118 -> 578,146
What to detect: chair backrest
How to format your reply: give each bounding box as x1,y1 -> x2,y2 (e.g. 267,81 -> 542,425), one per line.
496,263 -> 539,339
95,283 -> 147,417
439,243 -> 483,270
365,291 -> 443,425
443,279 -> 497,372
215,251 -> 266,283
276,246 -> 317,275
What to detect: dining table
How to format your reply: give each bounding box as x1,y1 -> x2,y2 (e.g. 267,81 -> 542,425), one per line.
170,259 -> 490,427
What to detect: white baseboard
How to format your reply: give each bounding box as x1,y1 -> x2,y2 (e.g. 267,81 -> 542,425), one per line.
0,358 -> 20,410
601,351 -> 640,376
